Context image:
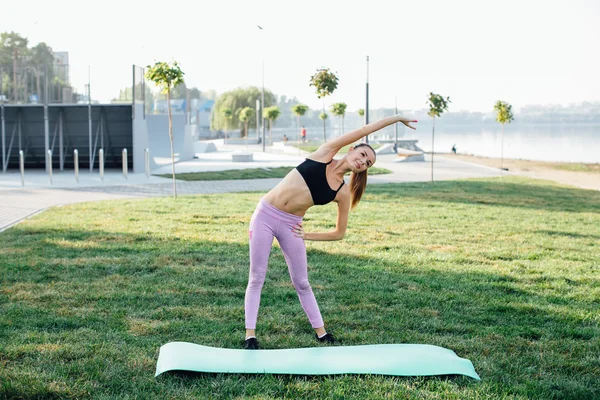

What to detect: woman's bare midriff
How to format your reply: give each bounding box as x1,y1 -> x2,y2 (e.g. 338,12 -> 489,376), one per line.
262,169 -> 314,216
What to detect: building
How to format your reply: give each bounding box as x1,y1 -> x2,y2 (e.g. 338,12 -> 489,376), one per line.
53,51 -> 70,84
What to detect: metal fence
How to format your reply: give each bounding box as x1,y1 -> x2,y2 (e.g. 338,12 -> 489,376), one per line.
111,65 -> 148,117
0,64 -> 90,105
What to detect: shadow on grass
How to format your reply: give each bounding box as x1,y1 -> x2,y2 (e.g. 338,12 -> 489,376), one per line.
160,369 -> 475,384
369,177 -> 600,213
1,177 -> 599,398
2,228 -> 596,348
536,230 -> 600,240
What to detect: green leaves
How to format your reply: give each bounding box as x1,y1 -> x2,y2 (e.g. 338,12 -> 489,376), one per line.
357,108 -> 365,117
426,92 -> 451,118
309,67 -> 339,99
222,108 -> 233,119
1,31 -> 29,52
330,102 -> 347,117
238,106 -> 255,122
319,112 -> 328,120
212,87 -> 274,131
263,106 -> 281,122
29,42 -> 54,67
291,104 -> 309,117
494,100 -> 515,125
145,61 -> 185,94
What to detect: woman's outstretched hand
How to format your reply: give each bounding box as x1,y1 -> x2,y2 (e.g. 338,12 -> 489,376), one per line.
398,117 -> 418,130
292,223 -> 305,240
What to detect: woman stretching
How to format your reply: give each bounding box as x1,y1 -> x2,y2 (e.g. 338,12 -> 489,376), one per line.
244,115 -> 417,349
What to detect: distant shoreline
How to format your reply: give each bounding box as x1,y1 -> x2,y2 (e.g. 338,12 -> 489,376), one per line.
439,153 -> 599,191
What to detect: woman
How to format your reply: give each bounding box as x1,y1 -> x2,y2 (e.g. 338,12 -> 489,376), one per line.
244,115 -> 417,349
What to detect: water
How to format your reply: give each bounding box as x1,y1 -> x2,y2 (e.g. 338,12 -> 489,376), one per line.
384,122 -> 600,164
227,122 -> 600,164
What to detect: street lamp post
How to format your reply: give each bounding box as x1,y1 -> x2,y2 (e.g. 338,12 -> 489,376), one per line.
258,25 -> 266,152
365,56 -> 370,144
256,98 -> 260,140
262,60 -> 265,152
394,96 -> 398,153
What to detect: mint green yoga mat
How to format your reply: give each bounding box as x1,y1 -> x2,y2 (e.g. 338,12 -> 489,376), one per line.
155,342 -> 480,380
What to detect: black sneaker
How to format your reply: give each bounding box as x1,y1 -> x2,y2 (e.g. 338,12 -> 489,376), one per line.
315,332 -> 336,344
244,337 -> 260,350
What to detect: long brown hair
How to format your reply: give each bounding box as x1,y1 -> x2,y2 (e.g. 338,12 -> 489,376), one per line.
349,143 -> 375,209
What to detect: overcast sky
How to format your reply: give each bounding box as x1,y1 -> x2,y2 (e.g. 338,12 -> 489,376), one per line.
3,0 -> 599,112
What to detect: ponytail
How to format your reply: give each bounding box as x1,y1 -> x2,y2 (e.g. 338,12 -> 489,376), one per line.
348,143 -> 375,209
350,169 -> 368,209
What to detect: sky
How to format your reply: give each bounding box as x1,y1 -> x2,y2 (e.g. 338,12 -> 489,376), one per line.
3,0 -> 599,113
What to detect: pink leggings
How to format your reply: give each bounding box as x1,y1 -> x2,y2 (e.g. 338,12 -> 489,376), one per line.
245,199 -> 324,330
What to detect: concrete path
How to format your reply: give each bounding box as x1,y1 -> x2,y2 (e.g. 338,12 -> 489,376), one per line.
0,144 -> 504,233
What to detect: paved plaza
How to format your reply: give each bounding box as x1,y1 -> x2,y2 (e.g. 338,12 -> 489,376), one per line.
0,144 -> 504,232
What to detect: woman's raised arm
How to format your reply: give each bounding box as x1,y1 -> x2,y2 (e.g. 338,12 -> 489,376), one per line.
312,115 -> 417,158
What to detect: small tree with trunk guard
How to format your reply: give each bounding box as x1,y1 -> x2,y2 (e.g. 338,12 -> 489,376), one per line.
263,106 -> 281,145
145,60 -> 185,198
291,104 -> 308,147
309,67 -> 339,142
426,92 -> 450,183
494,100 -> 514,175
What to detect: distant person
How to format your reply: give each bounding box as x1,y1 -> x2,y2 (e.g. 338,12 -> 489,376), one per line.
451,144 -> 457,154
283,134 -> 288,143
300,126 -> 307,143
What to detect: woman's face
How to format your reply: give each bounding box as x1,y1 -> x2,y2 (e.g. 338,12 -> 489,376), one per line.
348,146 -> 376,173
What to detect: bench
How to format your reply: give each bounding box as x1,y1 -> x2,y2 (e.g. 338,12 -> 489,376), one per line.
232,153 -> 253,162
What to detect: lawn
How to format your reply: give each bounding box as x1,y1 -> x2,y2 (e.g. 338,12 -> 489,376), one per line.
157,166 -> 392,181
1,176 -> 599,399
551,163 -> 600,173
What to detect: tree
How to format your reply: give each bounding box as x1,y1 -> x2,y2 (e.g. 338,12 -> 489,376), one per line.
494,100 -> 515,174
221,107 -> 233,143
212,86 -> 274,135
291,104 -> 308,146
426,92 -> 451,182
189,87 -> 201,99
263,106 -> 281,145
309,67 -> 339,142
330,102 -> 347,137
221,107 -> 233,120
357,108 -> 365,126
170,82 -> 188,99
114,82 -> 153,106
239,107 -> 255,139
145,61 -> 185,199
1,32 -> 28,102
29,42 -> 54,102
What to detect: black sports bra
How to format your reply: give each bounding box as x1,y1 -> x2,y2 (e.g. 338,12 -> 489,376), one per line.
296,158 -> 344,205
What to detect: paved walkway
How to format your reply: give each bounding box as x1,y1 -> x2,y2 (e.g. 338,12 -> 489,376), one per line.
0,144 -> 504,232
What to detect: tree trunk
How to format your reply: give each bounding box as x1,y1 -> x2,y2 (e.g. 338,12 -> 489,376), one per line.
431,117 -> 435,183
322,100 -> 326,142
23,70 -> 27,102
500,123 -> 505,177
168,89 -> 177,198
269,119 -> 272,145
36,71 -> 41,103
342,115 -> 344,137
12,49 -> 18,102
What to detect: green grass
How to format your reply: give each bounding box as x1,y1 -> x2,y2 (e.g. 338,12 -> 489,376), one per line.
550,163 -> 600,173
1,176 -> 599,399
158,166 -> 392,181
294,143 -> 382,154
